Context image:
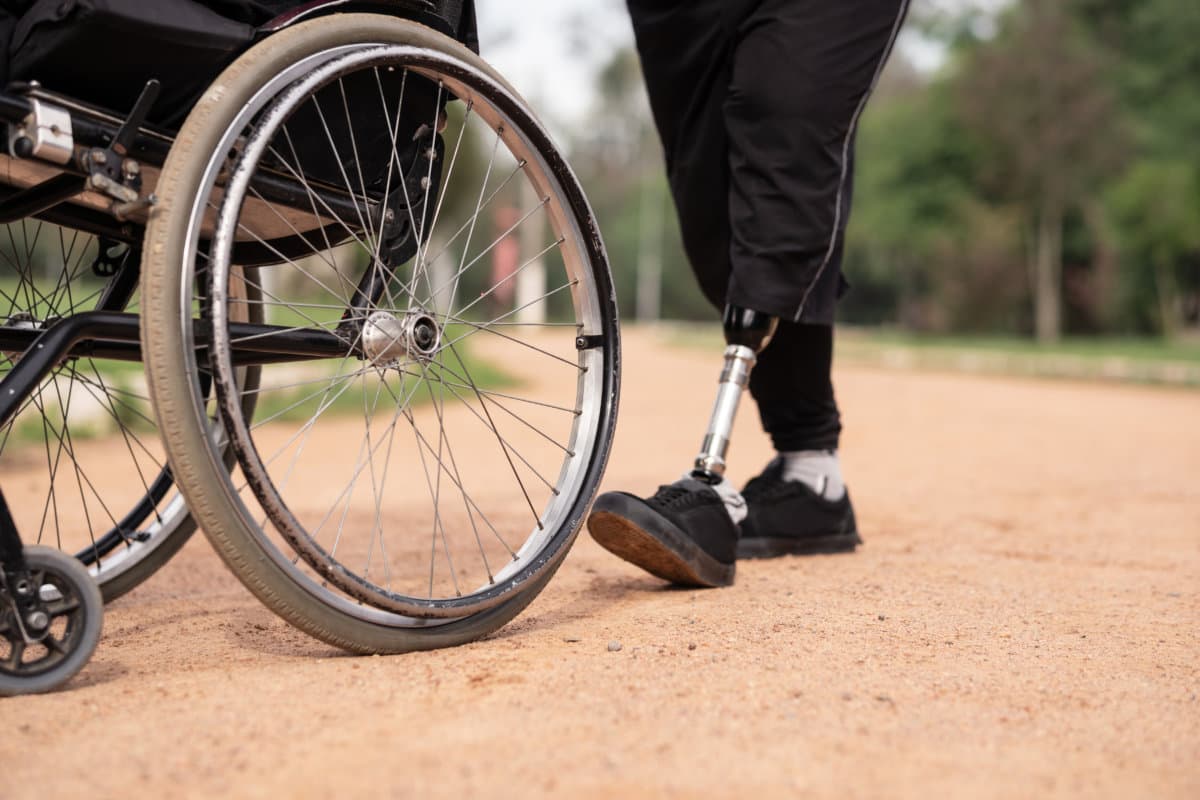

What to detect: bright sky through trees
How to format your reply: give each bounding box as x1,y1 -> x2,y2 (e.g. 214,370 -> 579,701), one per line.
475,0 -> 1012,126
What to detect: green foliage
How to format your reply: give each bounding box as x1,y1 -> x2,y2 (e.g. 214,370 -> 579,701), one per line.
562,0 -> 1199,338
848,0 -> 1199,338
1075,0 -> 1200,335
1105,159 -> 1200,332
844,80 -> 1030,332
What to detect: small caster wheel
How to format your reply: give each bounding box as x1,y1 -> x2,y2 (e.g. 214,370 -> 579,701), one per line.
0,546 -> 103,696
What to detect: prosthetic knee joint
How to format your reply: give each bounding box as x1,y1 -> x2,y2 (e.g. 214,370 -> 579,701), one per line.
692,306 -> 778,482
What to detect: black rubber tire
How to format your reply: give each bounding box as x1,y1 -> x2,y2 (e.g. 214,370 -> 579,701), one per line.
0,546 -> 103,696
141,14 -> 619,653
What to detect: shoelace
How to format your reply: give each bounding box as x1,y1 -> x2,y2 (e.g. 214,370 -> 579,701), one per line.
651,484 -> 710,510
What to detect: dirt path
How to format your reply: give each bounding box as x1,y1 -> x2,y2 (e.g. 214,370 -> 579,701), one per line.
3,326 -> 1197,799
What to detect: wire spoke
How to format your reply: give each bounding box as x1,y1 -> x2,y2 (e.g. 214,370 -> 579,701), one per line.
439,279 -> 580,355
417,361 -> 561,495
426,200 -> 553,309
421,350 -> 497,579
385,382 -> 516,560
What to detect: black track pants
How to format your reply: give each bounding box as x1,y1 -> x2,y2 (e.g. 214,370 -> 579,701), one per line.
751,321 -> 840,451
627,0 -> 908,451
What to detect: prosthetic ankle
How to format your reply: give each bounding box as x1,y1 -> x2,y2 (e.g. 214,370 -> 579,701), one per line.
691,306 -> 778,491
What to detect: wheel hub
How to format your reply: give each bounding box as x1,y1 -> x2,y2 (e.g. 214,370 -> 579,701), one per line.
2,312 -> 40,329
361,310 -> 442,366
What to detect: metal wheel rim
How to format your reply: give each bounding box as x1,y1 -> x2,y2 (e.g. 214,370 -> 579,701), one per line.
183,43 -> 610,625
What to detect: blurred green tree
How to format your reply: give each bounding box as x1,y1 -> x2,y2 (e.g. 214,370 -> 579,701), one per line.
846,65 -> 1028,333
954,0 -> 1128,342
1076,0 -> 1200,335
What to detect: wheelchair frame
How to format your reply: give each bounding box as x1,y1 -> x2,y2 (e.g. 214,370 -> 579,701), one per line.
0,0 -> 499,688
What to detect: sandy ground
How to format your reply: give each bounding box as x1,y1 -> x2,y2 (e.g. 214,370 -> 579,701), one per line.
2,326 -> 1197,799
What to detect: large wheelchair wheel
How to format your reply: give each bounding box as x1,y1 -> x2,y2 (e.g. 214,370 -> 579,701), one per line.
142,15 -> 619,652
0,225 -> 201,601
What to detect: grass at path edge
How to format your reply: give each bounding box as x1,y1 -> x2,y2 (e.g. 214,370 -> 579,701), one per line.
660,323 -> 1200,388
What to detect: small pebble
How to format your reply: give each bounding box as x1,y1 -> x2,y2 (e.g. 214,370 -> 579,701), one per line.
607,640 -> 622,652
877,615 -> 886,621
688,643 -> 697,651
563,637 -> 581,643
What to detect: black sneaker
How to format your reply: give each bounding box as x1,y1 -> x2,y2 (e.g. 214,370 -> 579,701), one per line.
738,458 -> 861,558
587,477 -> 739,587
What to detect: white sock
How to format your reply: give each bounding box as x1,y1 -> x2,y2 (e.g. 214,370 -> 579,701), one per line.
683,472 -> 747,524
779,450 -> 845,501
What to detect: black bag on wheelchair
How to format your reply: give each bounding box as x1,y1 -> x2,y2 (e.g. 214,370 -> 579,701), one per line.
0,1 -> 477,128
1,0 -> 303,125
0,0 -> 476,199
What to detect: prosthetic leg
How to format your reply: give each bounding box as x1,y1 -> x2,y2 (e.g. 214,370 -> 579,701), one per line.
691,305 -> 778,483
586,305 -> 779,587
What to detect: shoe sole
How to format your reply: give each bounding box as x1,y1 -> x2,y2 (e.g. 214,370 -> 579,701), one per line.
587,506 -> 735,589
737,531 -> 863,559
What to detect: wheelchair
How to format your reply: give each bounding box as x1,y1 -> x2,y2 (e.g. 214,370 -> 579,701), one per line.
0,0 -> 620,695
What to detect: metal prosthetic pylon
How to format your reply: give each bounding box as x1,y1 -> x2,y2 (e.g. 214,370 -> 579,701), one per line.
692,306 -> 778,482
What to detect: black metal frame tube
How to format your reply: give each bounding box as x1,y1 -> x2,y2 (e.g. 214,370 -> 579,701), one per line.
0,312 -> 355,426
0,312 -> 140,425
0,489 -> 25,571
